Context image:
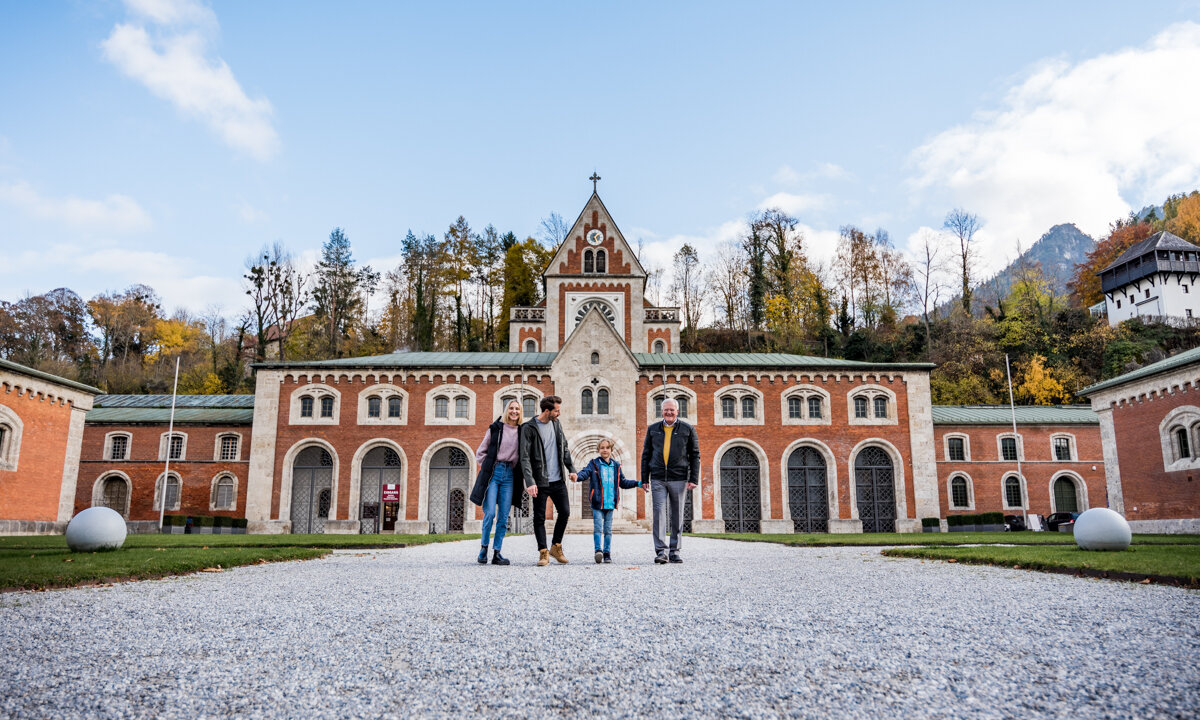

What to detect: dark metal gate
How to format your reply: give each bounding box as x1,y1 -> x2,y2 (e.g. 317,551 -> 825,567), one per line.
509,491 -> 534,534
1053,477 -> 1078,513
788,446 -> 829,533
428,447 -> 469,534
581,477 -> 594,520
360,447 -> 402,534
855,446 -> 895,533
720,447 -> 761,533
292,446 -> 333,534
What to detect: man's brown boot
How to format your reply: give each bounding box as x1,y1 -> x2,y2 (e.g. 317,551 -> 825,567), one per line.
537,548 -> 550,566
550,543 -> 568,564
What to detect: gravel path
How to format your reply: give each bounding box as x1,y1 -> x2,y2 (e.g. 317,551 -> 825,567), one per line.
1,535 -> 1197,719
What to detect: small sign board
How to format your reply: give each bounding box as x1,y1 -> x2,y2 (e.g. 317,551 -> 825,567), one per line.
382,484 -> 401,502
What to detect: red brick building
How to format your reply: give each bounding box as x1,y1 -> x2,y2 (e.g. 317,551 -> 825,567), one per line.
1080,346 -> 1200,532
0,359 -> 98,534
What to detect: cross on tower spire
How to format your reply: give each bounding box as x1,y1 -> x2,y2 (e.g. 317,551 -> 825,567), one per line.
590,171 -> 601,192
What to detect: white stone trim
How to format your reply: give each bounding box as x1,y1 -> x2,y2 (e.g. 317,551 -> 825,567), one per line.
209,472 -> 238,511
1157,405 -> 1200,471
1049,470 -> 1089,513
847,438 -> 908,524
942,432 -> 970,462
780,385 -> 832,426
153,471 -> 182,511
523,338 -> 539,352
0,403 -> 23,472
846,384 -> 898,426
712,384 -> 765,426
246,370 -> 282,526
288,383 -> 340,425
995,432 -> 1025,462
356,384 -> 409,426
424,383 -> 477,426
157,430 -> 188,462
213,432 -> 243,462
1048,432 -> 1077,462
348,439 -> 409,525
645,384 -> 698,425
1095,406 -> 1124,515
278,439 -> 340,523
711,438 -> 772,525
58,405 -> 88,523
91,471 -> 132,518
417,439 -> 477,524
945,471 -> 975,511
102,430 -> 132,461
779,438 -> 839,524
1001,472 -> 1028,511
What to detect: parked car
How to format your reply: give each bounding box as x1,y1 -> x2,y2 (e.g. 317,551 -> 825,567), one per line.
1044,512 -> 1080,532
1003,514 -> 1026,532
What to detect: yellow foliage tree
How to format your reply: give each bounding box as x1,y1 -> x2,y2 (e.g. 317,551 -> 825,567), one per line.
1015,354 -> 1070,405
149,317 -> 205,363
1166,191 -> 1200,244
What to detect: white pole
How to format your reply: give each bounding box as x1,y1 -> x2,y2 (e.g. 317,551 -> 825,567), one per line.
1005,354 -> 1029,530
158,356 -> 181,531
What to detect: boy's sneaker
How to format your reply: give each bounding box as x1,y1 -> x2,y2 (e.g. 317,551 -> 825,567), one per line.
602,553 -> 612,563
669,553 -> 683,564
594,551 -> 604,564
654,553 -> 668,564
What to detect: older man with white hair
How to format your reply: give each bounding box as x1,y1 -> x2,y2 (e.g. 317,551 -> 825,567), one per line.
640,397 -> 700,564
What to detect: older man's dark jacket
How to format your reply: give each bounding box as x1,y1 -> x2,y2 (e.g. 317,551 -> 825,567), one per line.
519,416 -> 575,489
640,419 -> 700,485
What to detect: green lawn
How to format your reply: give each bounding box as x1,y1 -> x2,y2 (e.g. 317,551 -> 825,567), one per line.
693,532 -> 1200,547
0,533 -> 476,592
881,544 -> 1200,587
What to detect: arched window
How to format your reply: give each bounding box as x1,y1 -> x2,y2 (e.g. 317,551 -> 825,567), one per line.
219,434 -> 239,461
581,388 -> 594,415
591,351 -> 599,365
1176,427 -> 1190,459
435,396 -> 449,418
300,395 -> 314,418
597,388 -> 609,415
388,396 -> 402,418
155,473 -> 181,511
854,396 -> 868,419
1053,477 -> 1079,513
101,476 -> 128,517
950,476 -> 969,508
367,396 -> 382,418
524,339 -> 537,352
873,396 -> 887,419
653,340 -> 665,353
947,437 -> 966,461
212,475 -> 236,510
165,433 -> 185,461
595,249 -> 606,273
523,396 -> 536,418
741,396 -> 756,419
677,397 -> 689,418
584,249 -> 594,273
108,433 -> 130,460
320,396 -> 334,418
787,397 -> 802,419
807,396 -> 822,419
1001,436 -> 1019,461
722,396 -> 737,419
1004,476 -> 1023,508
454,396 -> 469,419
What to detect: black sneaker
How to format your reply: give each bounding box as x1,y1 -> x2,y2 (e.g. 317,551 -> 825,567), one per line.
654,553 -> 668,564
491,551 -> 510,566
669,553 -> 683,564
477,546 -> 488,564
594,551 -> 603,564
603,553 -> 612,563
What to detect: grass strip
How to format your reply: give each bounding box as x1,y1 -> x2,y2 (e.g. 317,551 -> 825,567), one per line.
0,546 -> 329,593
881,544 -> 1200,588
0,533 -> 477,551
692,532 -> 1200,547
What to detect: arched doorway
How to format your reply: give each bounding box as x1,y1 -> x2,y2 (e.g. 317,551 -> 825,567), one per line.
360,446 -> 402,534
292,446 -> 333,534
788,446 -> 829,533
428,446 -> 469,534
1053,477 -> 1079,513
720,446 -> 761,533
100,476 -> 128,517
855,446 -> 896,533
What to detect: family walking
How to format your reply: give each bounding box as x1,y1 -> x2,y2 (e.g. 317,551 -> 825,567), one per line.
470,395 -> 700,565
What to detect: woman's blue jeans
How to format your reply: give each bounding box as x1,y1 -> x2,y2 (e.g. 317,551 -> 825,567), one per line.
481,461 -> 514,551
593,508 -> 614,553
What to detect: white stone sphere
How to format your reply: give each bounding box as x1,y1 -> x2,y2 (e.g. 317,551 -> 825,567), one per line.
1073,508 -> 1132,551
65,507 -> 128,552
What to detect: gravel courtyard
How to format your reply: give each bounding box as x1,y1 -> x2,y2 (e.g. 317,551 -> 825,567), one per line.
1,535 -> 1197,719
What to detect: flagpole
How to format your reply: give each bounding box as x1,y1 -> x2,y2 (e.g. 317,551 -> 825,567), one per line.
158,356 -> 181,532
1005,354 -> 1029,530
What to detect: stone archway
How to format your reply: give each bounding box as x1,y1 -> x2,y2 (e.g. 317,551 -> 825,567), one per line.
720,446 -> 761,533
787,446 -> 829,532
854,446 -> 896,533
292,446 -> 333,534
427,446 -> 469,534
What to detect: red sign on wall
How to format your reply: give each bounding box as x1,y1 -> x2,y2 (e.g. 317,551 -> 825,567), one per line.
382,484 -> 400,502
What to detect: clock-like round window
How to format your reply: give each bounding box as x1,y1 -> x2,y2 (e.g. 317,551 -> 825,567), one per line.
575,300 -> 617,329
586,229 -> 604,246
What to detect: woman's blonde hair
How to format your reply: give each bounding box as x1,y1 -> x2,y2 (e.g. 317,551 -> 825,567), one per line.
503,399 -> 523,426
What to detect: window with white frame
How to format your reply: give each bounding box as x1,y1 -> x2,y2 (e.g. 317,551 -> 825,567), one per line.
435,396 -> 449,418
944,435 -> 968,462
155,473 -> 182,511
1004,476 -> 1025,509
723,396 -> 736,419
1000,435 -> 1020,462
106,432 -> 131,460
1052,435 -> 1073,461
300,395 -> 314,417
582,388 -> 594,415
713,385 -> 763,426
524,339 -> 538,352
455,396 -> 469,418
290,385 -> 339,425
950,475 -> 970,509
211,474 -> 236,510
653,340 -> 666,353
320,396 -> 334,418
0,411 -> 18,471
159,433 -> 187,461
367,396 -> 382,418
426,385 -> 476,425
358,385 -> 408,425
854,397 -> 868,418
782,386 -> 830,426
496,387 -> 543,421
218,434 -> 239,461
1158,407 -> 1200,470
649,387 -> 695,423
847,385 -> 897,426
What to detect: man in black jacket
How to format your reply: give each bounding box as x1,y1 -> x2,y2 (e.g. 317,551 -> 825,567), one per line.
519,395 -> 577,566
640,398 -> 700,564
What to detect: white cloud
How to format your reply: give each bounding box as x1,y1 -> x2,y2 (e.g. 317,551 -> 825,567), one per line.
102,1 -> 278,161
909,21 -> 1200,274
772,165 -> 800,185
757,192 -> 831,215
0,181 -> 151,232
235,199 -> 268,223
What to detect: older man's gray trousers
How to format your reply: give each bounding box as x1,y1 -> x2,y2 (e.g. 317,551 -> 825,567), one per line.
651,479 -> 687,555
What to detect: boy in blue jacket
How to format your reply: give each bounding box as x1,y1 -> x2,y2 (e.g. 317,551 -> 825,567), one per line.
574,439 -> 640,563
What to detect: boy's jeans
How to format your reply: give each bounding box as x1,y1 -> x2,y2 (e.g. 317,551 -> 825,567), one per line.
592,508 -> 614,553
481,462 -> 514,551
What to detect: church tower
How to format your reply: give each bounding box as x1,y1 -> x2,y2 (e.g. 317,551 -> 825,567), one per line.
508,175 -> 681,353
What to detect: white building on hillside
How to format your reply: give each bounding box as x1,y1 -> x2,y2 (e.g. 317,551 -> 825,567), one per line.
1100,231 -> 1200,326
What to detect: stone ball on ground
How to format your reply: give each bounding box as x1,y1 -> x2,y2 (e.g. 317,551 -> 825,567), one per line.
65,507 -> 128,552
1073,507 -> 1132,551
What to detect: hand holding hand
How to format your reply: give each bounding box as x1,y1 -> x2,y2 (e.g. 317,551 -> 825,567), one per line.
641,481 -> 650,493
687,482 -> 697,490
527,484 -> 538,498
569,473 -> 578,482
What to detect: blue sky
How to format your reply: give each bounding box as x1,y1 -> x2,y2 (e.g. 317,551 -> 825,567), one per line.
3,0 -> 1200,314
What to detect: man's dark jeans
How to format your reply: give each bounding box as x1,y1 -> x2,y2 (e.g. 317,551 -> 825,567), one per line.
532,481 -> 570,550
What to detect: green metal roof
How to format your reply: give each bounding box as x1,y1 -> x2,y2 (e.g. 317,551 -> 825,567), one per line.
932,405 -> 1098,425
254,351 -> 557,369
94,394 -> 255,408
1078,345 -> 1200,396
85,407 -> 254,424
0,358 -> 101,395
633,353 -> 935,370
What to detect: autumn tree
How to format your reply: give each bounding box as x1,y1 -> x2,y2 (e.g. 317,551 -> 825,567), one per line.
1166,191 -> 1200,244
944,208 -> 981,316
499,236 -> 552,347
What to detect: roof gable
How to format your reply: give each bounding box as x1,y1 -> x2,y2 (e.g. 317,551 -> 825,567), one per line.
545,192 -> 647,279
553,304 -> 638,367
1101,230 -> 1199,273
